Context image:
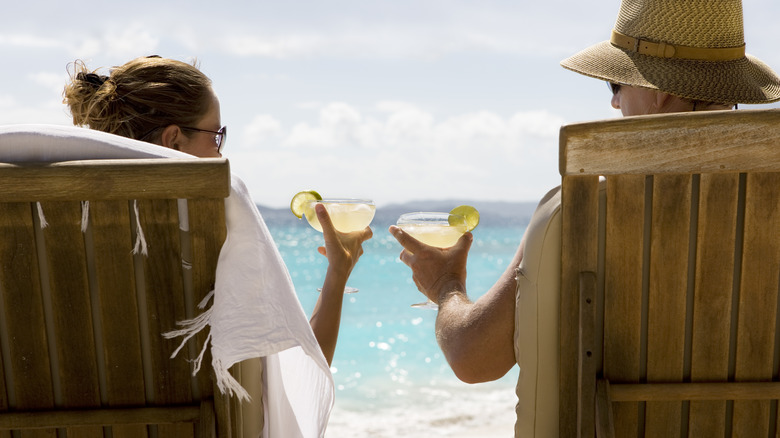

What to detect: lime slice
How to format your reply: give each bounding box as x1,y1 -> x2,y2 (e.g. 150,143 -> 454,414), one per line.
290,190 -> 322,218
449,205 -> 480,232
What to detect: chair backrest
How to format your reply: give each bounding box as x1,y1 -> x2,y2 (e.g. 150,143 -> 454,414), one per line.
0,157 -> 244,436
558,109 -> 780,437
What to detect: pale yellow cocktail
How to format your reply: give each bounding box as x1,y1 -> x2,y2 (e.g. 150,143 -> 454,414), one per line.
303,199 -> 376,233
396,222 -> 467,248
396,212 -> 468,308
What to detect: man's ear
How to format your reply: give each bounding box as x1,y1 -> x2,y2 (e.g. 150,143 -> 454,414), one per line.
160,125 -> 181,149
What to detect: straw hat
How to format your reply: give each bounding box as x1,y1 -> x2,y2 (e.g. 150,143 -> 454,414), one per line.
561,0 -> 780,104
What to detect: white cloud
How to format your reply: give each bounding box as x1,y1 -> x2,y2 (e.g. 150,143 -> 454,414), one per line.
0,23 -> 158,60
0,95 -> 15,107
242,114 -> 284,146
285,102 -> 365,149
0,34 -> 65,50
222,34 -> 326,58
0,103 -> 70,126
99,26 -> 159,59
230,102 -> 564,207
29,72 -> 68,95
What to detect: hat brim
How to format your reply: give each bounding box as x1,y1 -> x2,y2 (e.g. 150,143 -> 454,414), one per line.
561,41 -> 780,104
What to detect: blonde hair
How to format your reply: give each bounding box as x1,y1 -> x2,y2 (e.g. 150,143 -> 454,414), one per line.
63,56 -> 213,142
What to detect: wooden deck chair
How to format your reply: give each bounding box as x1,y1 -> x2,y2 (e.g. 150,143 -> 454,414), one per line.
0,157 -> 254,437
558,109 -> 780,437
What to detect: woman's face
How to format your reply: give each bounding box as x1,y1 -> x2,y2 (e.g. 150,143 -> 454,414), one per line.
177,90 -> 223,158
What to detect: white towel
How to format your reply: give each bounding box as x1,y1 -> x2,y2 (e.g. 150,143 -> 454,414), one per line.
0,124 -> 334,438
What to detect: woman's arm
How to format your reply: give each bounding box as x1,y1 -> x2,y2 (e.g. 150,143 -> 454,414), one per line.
309,203 -> 372,365
389,226 -> 521,383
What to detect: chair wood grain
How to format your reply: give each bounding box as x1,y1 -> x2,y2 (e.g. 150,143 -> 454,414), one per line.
559,109 -> 780,437
0,157 -> 243,437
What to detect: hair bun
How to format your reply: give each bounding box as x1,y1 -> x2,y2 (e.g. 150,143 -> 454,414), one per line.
78,72 -> 109,88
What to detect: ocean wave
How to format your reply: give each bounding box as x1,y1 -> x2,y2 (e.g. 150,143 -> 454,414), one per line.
326,382 -> 517,438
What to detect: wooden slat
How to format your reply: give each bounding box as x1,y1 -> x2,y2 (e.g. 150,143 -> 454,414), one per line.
0,158 -> 230,202
0,203 -> 54,406
0,405 -> 200,429
603,175 -> 645,437
140,198 -> 195,438
91,200 -> 145,402
644,175 -> 692,438
198,399 -> 216,438
188,199 -> 226,401
39,202 -> 101,404
596,380 -> 615,438
91,200 -> 149,438
137,200 -> 193,406
578,272 -> 598,438
160,423 -> 194,438
0,202 -> 33,414
559,109 -> 780,176
38,201 -> 103,438
560,175 -> 600,438
0,202 -> 55,438
732,172 -> 780,437
610,382 -> 780,401
688,173 -> 739,437
213,369 -> 233,438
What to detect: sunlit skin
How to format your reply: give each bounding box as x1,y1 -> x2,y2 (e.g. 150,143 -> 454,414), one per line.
611,84 -> 733,116
388,84 -> 734,383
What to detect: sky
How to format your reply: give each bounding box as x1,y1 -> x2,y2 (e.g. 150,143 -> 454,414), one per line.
2,0 -> 780,208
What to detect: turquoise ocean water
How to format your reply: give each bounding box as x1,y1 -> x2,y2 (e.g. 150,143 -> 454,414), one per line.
267,218 -> 526,437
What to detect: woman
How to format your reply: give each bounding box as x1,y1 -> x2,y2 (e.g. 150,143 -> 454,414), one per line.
63,55 -> 371,366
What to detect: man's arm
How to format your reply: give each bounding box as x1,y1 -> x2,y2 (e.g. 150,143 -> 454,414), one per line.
390,226 -> 522,383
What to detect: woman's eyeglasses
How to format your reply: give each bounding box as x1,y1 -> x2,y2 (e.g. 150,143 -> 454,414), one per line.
607,82 -> 621,95
181,126 -> 227,153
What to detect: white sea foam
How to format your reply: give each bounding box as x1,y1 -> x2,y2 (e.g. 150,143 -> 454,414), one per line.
325,380 -> 517,438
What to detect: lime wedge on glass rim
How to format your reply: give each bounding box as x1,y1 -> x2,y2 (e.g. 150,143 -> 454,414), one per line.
449,205 -> 480,232
290,190 -> 322,218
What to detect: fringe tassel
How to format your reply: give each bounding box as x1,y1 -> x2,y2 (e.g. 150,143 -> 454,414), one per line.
81,201 -> 90,232
163,290 -> 215,376
163,304 -> 213,358
162,289 -> 250,401
36,202 -> 48,229
192,331 -> 212,375
132,200 -> 148,256
214,358 -> 252,401
198,290 -> 214,309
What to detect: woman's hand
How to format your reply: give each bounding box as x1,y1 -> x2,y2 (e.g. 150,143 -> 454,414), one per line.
316,203 -> 373,280
388,225 -> 473,304
310,203 -> 373,365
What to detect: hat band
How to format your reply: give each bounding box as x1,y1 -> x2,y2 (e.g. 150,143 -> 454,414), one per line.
611,30 -> 745,61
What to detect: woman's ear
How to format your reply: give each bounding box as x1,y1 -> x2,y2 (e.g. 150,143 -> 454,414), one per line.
160,125 -> 181,149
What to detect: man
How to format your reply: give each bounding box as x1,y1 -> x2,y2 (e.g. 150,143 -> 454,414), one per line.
389,0 -> 780,435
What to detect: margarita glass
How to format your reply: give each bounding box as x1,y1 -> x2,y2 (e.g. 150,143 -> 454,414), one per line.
303,198 -> 376,293
396,212 -> 468,308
